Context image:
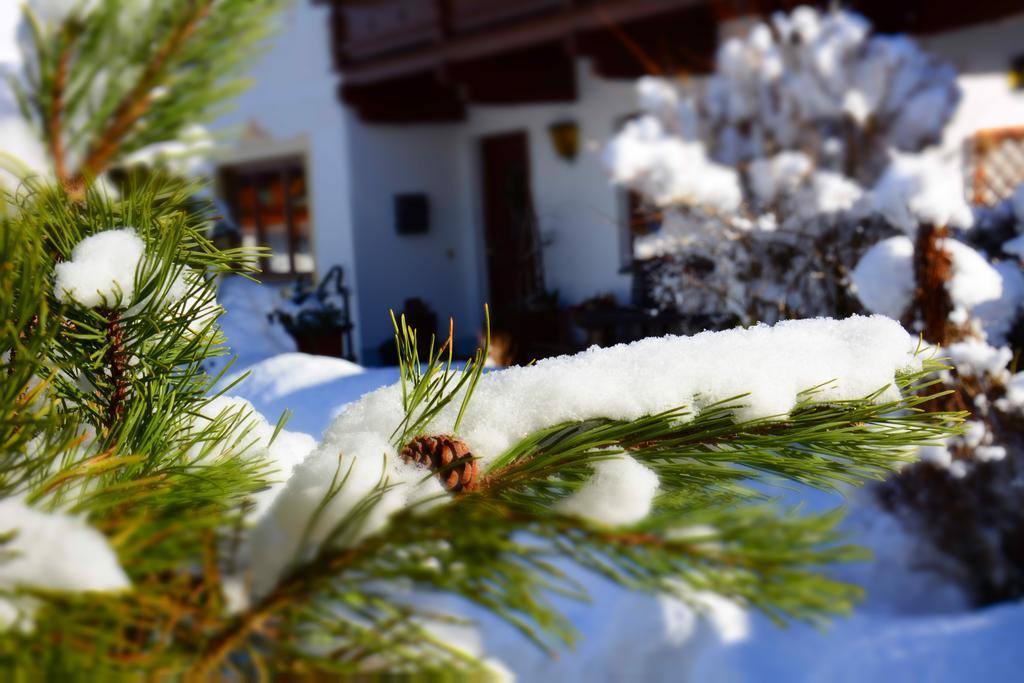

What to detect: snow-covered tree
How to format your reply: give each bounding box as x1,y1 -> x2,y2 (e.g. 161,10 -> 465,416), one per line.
0,1 -> 959,677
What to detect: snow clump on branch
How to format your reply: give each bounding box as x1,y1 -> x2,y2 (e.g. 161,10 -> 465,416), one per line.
249,316 -> 922,595
53,228 -> 187,309
54,228 -> 147,308
557,453 -> 660,526
869,153 -> 974,235
0,498 -> 129,631
248,430 -> 446,597
190,395 -> 316,520
851,237 -> 916,320
602,115 -> 741,211
852,236 -> 1005,336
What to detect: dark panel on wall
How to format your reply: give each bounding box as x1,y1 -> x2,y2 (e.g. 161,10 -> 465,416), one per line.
394,193 -> 430,234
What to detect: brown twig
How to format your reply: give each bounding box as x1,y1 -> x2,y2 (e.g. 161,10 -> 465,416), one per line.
67,0 -> 214,191
49,30 -> 73,186
185,539 -> 384,680
185,590 -> 286,681
912,224 -> 956,346
200,530 -> 224,629
104,309 -> 129,428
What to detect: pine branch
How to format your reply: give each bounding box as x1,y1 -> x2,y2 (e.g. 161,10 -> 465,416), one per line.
187,535 -> 392,678
0,3 -> 970,675
68,0 -> 215,190
48,28 -> 74,185
390,306 -> 490,449
102,309 -> 129,429
184,355 -> 957,673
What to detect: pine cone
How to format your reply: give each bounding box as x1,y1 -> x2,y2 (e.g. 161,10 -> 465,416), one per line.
400,435 -> 478,493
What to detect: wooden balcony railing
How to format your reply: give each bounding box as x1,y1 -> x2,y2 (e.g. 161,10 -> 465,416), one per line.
447,0 -> 566,34
339,0 -> 440,61
326,0 -> 706,81
320,0 -> 1023,123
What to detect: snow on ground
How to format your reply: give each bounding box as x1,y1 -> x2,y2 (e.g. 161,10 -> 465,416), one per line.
225,354 -> 398,436
224,353 -> 363,410
213,276 -> 298,375
692,602 -> 1024,682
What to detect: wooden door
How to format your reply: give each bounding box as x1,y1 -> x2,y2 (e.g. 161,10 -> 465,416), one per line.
479,131 -> 541,313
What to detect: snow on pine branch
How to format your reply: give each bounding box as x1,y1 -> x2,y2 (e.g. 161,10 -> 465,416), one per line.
556,452 -> 660,527
0,498 -> 129,630
189,395 -> 315,519
250,315 -> 923,594
385,315 -> 921,458
53,228 -> 186,309
53,228 -> 147,308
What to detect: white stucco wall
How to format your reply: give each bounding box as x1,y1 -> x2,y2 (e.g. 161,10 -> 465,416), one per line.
344,61 -> 639,359
209,1 -> 362,359
922,14 -> 1024,152
343,119 -> 472,358
460,61 -> 636,313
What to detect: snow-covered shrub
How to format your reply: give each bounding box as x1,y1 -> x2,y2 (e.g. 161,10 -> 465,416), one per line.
876,353 -> 1024,604
603,6 -> 965,326
604,5 -> 1024,609
875,188 -> 1024,605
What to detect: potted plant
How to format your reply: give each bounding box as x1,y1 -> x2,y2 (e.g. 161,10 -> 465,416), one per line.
274,265 -> 355,360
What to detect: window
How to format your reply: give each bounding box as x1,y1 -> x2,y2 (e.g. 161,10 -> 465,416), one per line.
968,126 -> 1024,207
220,157 -> 314,277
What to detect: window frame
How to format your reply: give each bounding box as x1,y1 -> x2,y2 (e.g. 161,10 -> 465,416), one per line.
219,155 -> 313,280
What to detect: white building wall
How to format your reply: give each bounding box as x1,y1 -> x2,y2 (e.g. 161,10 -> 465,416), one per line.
922,14 -> 1024,152
216,6 -> 1024,363
344,61 -> 639,359
209,2 -> 363,359
343,119 -> 472,358
460,61 -> 637,312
